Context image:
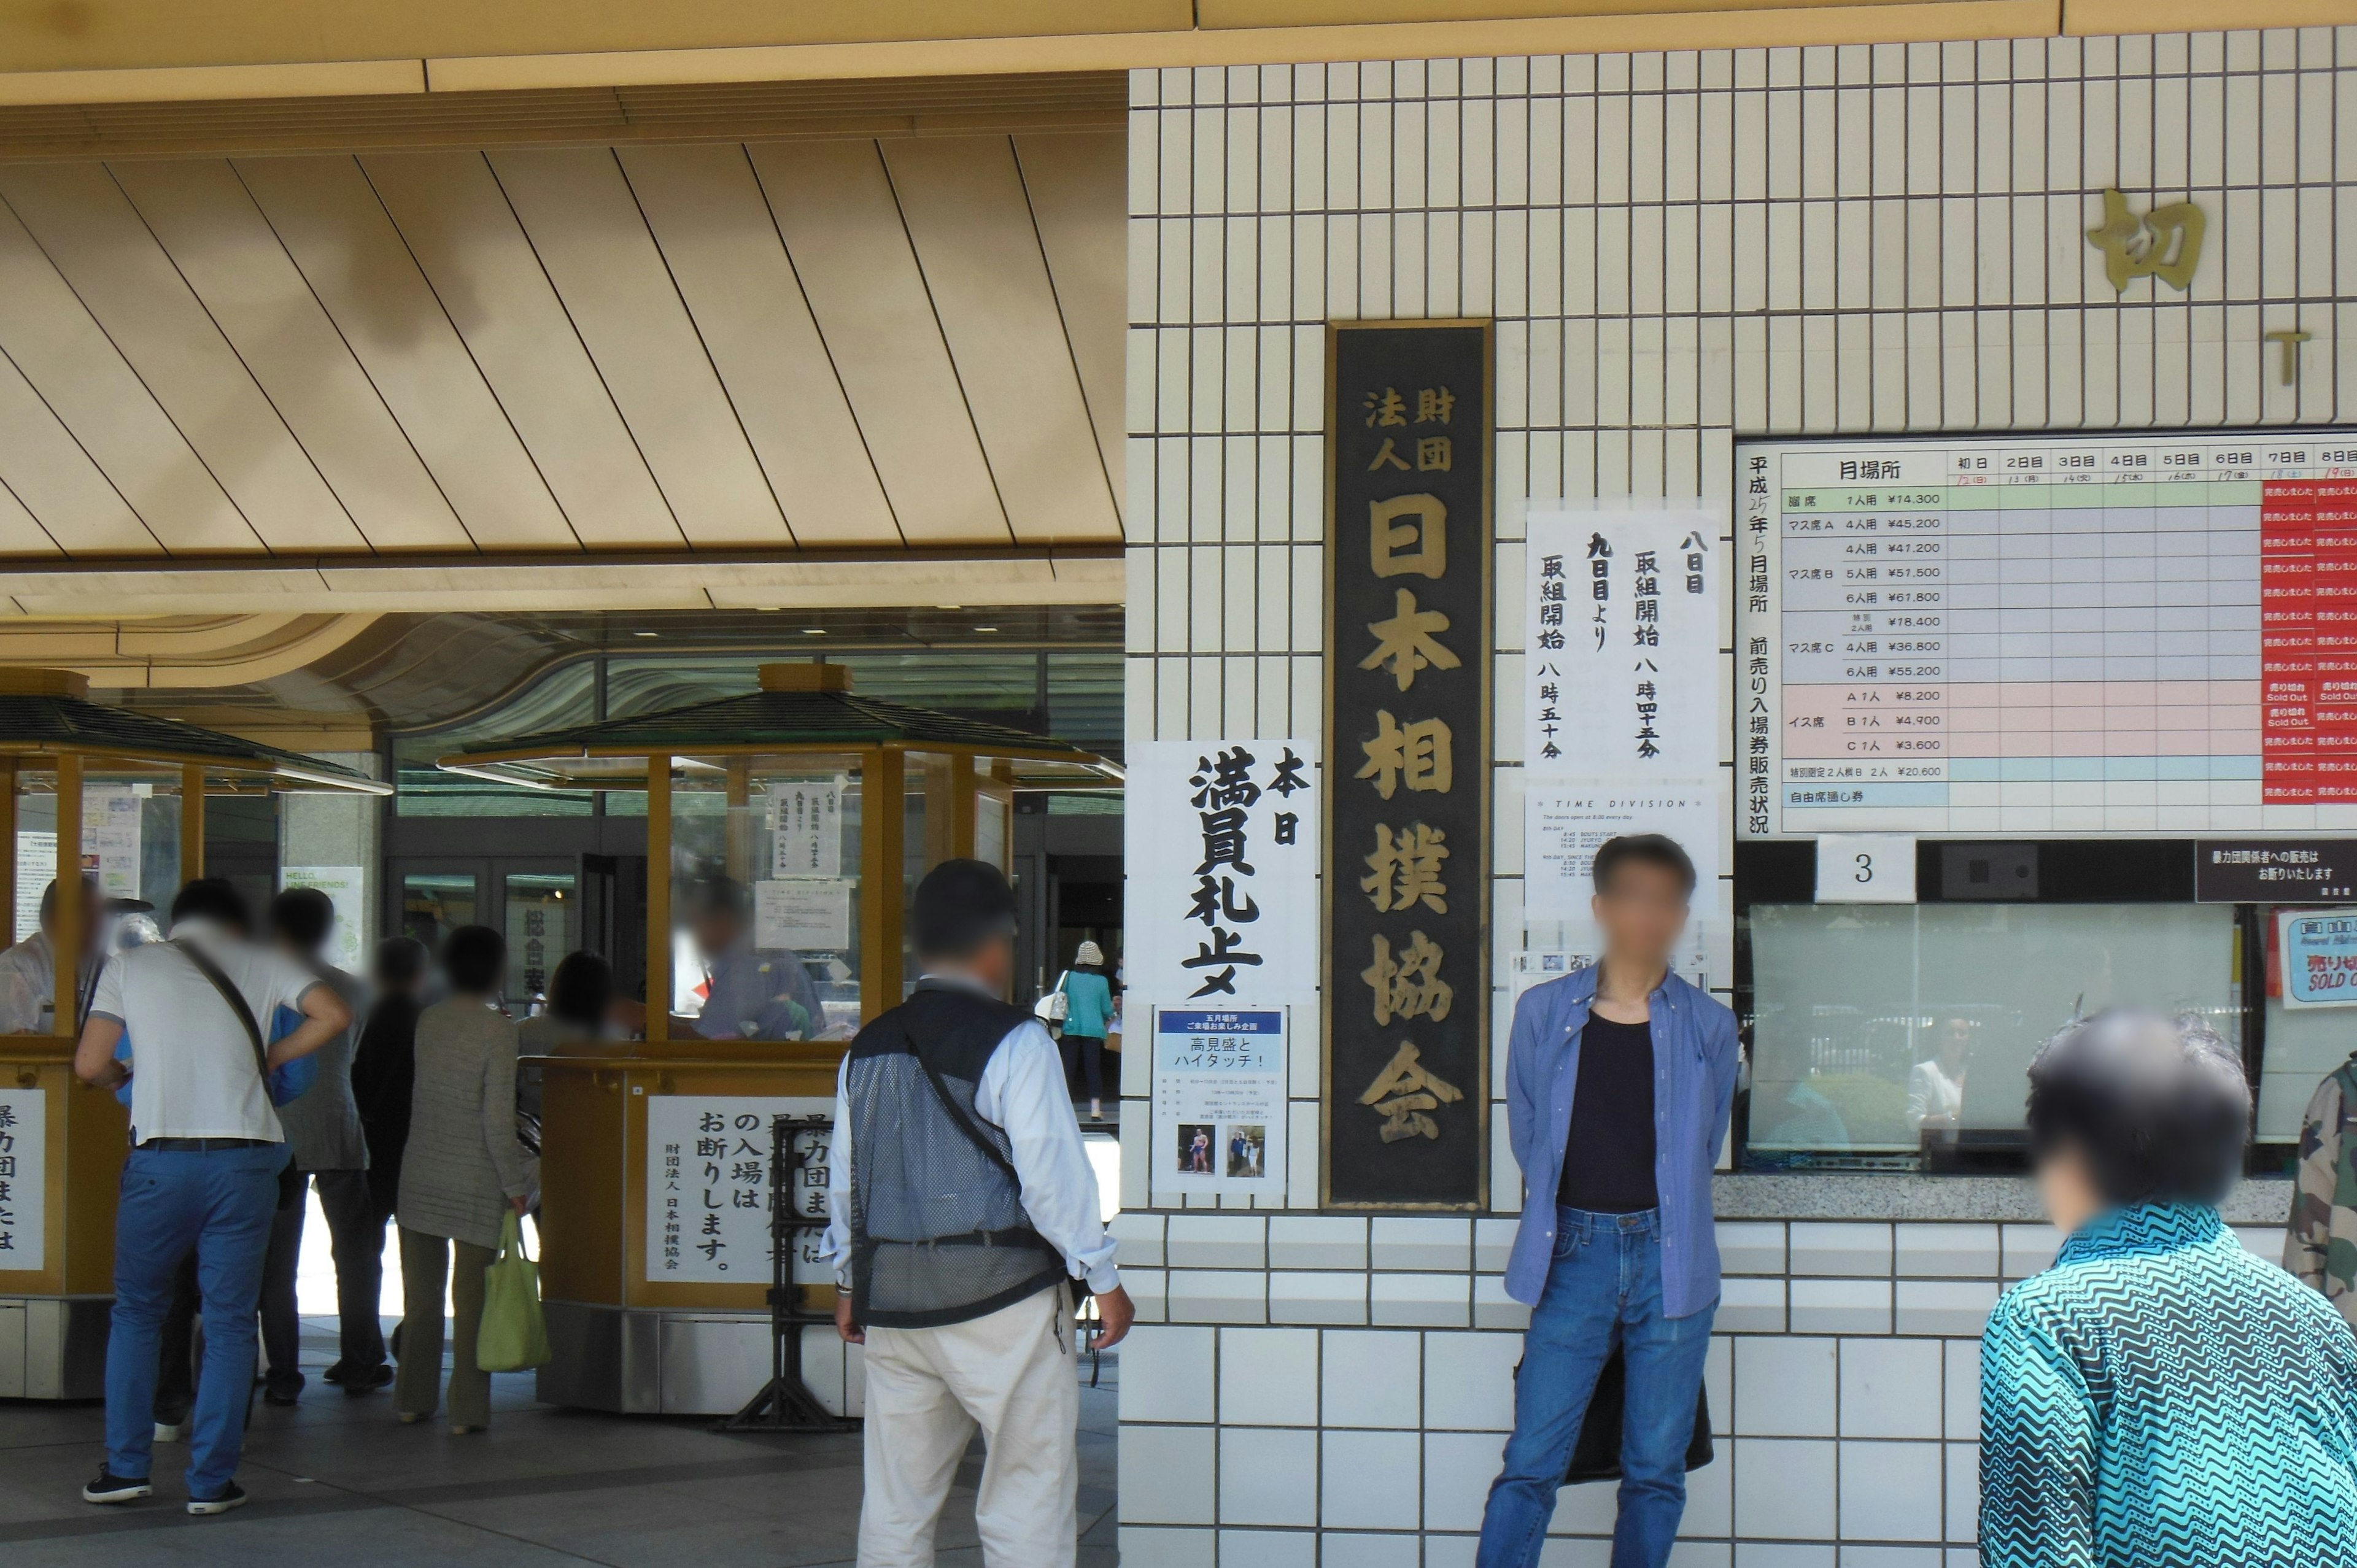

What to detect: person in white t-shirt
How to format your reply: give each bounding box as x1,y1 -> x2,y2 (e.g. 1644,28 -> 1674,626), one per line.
71,878 -> 349,1518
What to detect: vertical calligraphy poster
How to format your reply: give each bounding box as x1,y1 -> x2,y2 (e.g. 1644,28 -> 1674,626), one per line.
1324,320 -> 1492,1210
0,1088 -> 46,1272
644,1094 -> 830,1284
1124,738 -> 1317,1010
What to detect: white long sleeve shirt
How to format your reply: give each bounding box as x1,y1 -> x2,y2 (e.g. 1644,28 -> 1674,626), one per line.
819,984 -> 1118,1296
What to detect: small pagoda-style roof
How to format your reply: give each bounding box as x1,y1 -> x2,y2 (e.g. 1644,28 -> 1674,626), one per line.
0,669 -> 388,794
439,663 -> 1117,789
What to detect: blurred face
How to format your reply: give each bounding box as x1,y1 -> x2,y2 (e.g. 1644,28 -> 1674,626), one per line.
689,908 -> 743,959
1590,858 -> 1690,970
2036,1141 -> 2103,1235
1939,1018 -> 1973,1067
925,933 -> 1015,994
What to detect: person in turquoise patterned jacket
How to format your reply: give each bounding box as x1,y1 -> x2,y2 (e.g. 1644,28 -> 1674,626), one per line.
1980,1010 -> 2357,1568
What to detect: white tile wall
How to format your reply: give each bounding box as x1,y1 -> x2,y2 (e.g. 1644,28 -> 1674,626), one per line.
1121,27 -> 2357,1564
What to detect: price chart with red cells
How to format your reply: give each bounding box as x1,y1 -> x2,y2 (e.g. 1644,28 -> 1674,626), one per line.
1738,433 -> 2357,838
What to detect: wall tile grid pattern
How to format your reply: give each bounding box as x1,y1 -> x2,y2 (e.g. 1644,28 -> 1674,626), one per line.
1121,29 -> 2351,1566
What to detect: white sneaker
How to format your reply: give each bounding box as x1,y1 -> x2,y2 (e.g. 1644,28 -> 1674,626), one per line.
153,1420 -> 187,1443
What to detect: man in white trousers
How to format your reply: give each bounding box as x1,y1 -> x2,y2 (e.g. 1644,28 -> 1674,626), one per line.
822,858 -> 1134,1568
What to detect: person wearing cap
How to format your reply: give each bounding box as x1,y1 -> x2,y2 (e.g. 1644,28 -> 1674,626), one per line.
1055,940 -> 1116,1122
0,876 -> 104,1035
674,875 -> 827,1042
819,858 -> 1133,1568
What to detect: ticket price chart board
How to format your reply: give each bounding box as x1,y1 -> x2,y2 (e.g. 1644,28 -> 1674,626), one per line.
1740,433 -> 2357,837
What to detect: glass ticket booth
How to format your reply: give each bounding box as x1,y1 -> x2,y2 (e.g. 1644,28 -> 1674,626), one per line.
436,662 -> 1114,1414
0,668 -> 387,1398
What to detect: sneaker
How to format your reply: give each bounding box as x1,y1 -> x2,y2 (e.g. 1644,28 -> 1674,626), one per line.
187,1482 -> 247,1516
340,1364 -> 393,1396
153,1419 -> 188,1443
82,1469 -> 153,1504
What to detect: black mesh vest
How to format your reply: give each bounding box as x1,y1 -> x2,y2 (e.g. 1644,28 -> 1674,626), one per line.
845,979 -> 1069,1329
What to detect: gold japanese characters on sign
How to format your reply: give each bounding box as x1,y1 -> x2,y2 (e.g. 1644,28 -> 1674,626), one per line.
1357,1041 -> 1465,1142
2086,187 -> 2205,293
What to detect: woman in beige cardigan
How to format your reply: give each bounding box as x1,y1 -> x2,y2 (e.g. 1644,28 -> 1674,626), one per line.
395,925 -> 536,1433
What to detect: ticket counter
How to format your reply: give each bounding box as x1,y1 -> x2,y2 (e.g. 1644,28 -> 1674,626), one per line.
0,668 -> 387,1397
438,662 -> 1113,1413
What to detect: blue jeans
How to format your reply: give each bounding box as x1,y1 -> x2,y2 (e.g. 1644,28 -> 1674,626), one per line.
1476,1207 -> 1717,1568
105,1141 -> 285,1497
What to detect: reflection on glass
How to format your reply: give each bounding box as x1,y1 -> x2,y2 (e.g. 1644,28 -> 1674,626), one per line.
504,873 -> 575,1005
1747,903 -> 2237,1159
403,873 -> 478,954
2261,994 -> 2354,1141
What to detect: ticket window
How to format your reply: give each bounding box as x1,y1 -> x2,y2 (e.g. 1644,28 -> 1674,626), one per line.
666,755 -> 864,1043
1745,902 -> 2239,1162
7,767 -> 188,1031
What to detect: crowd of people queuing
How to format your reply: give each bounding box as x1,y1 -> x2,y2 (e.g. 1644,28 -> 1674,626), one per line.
26,841 -> 2357,1562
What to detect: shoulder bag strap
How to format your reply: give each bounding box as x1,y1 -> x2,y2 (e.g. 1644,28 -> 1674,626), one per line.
170,939 -> 271,1083
910,1030 -> 1026,1185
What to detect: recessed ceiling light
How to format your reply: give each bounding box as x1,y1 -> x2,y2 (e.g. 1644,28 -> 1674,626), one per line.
802,627 -> 827,635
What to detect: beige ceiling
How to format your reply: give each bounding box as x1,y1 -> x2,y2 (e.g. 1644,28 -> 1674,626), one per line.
0,129 -> 1125,589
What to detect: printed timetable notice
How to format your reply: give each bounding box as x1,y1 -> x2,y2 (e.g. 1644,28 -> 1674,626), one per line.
1738,432 -> 2357,837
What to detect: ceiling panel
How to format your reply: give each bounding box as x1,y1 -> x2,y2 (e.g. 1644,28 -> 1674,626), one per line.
0,162 -> 365,552
0,344 -> 155,554
1013,133 -> 1126,516
360,148 -> 684,549
489,146 -> 790,549
110,158 -> 474,554
232,153 -> 581,552
617,142 -> 900,550
885,135 -> 1117,546
748,139 -> 1009,547
0,463 -> 58,555
0,193 -> 258,553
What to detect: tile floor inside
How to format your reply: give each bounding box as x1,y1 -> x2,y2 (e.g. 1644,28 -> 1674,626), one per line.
0,1311 -> 1121,1566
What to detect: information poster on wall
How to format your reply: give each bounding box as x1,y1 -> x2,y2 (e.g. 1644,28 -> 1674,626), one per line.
281,866 -> 366,972
1150,1008 -> 1286,1200
1124,738 -> 1316,1006
13,833 -> 51,944
2280,910 -> 2357,1008
644,1094 -> 831,1284
1523,781 -> 1724,925
770,781 -> 843,880
0,1089 -> 46,1272
755,879 -> 853,952
82,789 -> 141,903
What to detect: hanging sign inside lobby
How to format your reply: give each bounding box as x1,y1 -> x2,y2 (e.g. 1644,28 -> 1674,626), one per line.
1150,1007 -> 1287,1201
0,1088 -> 45,1272
644,1094 -> 830,1284
1124,738 -> 1317,1008
1324,319 -> 1492,1210
2196,841 -> 2357,904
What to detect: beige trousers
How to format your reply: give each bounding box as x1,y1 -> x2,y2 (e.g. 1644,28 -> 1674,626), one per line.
395,1228 -> 495,1429
857,1284 -> 1078,1568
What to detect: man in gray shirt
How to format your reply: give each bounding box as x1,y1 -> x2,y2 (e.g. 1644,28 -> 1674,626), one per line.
257,889 -> 384,1400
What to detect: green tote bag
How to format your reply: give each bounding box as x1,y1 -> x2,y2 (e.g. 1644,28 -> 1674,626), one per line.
478,1210 -> 554,1373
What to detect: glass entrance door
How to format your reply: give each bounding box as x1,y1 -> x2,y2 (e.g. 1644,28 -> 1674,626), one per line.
390,857 -> 579,1010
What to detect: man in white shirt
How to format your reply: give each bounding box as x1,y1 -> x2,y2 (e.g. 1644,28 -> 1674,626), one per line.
821,859 -> 1132,1568
0,876 -> 101,1036
71,878 -> 349,1518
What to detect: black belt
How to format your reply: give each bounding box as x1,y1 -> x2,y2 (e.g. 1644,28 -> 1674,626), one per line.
139,1137 -> 272,1151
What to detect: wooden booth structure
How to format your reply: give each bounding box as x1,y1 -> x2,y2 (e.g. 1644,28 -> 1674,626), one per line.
436,662 -> 1115,1415
0,668 -> 387,1399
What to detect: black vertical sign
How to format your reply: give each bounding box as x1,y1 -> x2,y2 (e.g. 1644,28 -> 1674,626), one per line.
1323,320 -> 1492,1210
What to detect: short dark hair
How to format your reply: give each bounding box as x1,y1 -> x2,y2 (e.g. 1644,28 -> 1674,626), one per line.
372,936 -> 428,990
37,875 -> 98,924
170,878 -> 252,933
441,924 -> 507,995
269,886 -> 336,950
910,858 -> 1018,960
548,950 -> 613,1025
1592,833 -> 1698,895
2025,1009 -> 2250,1207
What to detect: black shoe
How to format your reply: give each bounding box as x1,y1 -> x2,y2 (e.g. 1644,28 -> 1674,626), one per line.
187,1481 -> 247,1516
340,1364 -> 393,1396
321,1361 -> 347,1385
82,1469 -> 153,1504
262,1384 -> 301,1407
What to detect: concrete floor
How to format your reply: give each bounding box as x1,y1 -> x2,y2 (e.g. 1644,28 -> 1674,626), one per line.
0,1316 -> 1121,1567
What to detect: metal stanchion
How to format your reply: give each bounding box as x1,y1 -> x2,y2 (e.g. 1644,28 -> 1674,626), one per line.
719,1113 -> 855,1433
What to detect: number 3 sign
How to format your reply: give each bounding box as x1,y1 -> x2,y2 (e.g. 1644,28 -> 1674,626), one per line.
1814,835 -> 1918,903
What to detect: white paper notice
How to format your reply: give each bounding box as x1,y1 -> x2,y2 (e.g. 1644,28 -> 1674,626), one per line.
82,789 -> 141,903
1523,781 -> 1722,921
644,1094 -> 831,1283
281,866 -> 367,971
769,782 -> 843,881
1123,739 -> 1317,1009
755,879 -> 853,952
13,833 -> 52,944
0,1088 -> 46,1273
1149,1007 -> 1287,1202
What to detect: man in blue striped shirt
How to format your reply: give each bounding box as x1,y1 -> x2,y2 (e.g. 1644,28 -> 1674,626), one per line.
1477,835 -> 1741,1568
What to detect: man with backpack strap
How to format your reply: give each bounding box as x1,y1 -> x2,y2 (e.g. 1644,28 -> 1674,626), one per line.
71,879 -> 349,1516
821,859 -> 1133,1568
